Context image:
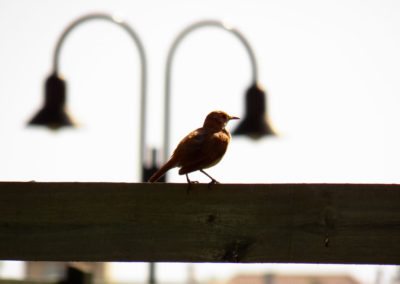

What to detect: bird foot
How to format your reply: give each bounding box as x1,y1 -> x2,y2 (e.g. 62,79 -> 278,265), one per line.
186,180 -> 199,194
200,170 -> 219,188
207,179 -> 219,189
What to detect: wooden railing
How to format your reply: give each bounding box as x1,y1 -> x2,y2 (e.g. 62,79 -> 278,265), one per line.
1,182 -> 399,264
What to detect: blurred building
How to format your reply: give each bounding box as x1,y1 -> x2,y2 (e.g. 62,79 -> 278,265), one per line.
392,267 -> 400,284
227,273 -> 361,284
25,262 -> 105,283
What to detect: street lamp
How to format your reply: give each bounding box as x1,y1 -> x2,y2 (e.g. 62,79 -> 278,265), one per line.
27,13 -> 148,180
164,19 -> 275,164
233,82 -> 275,139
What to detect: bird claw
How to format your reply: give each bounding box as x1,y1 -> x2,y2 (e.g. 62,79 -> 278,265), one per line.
186,181 -> 199,194
185,174 -> 200,193
207,179 -> 219,189
185,174 -> 198,184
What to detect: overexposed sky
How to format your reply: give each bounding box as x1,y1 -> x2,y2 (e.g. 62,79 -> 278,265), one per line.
1,0 -> 400,283
1,0 -> 400,183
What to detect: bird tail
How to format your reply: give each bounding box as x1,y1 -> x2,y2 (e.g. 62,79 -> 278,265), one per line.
148,158 -> 177,182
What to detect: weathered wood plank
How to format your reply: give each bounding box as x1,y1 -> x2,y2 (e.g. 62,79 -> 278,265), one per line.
0,182 -> 399,264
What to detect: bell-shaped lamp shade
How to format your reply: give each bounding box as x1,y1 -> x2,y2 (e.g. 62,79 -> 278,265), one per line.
28,73 -> 75,130
232,83 -> 276,139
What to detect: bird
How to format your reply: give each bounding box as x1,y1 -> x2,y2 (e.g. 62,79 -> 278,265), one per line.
148,110 -> 239,184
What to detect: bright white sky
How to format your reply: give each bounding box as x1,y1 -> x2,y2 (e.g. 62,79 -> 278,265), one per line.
1,0 -> 400,283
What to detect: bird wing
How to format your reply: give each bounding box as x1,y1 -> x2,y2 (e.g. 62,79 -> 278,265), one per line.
174,128 -> 230,175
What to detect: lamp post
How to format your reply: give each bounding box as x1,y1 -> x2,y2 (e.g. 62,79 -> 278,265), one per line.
26,12 -> 155,283
28,13 -> 147,180
164,19 -> 275,165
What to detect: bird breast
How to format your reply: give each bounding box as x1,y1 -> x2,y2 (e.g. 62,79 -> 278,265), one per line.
173,127 -> 231,174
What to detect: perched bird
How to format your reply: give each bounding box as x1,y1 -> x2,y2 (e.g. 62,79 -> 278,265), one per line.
148,110 -> 239,184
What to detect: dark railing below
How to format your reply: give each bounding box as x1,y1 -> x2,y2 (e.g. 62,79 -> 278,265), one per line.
0,182 -> 399,265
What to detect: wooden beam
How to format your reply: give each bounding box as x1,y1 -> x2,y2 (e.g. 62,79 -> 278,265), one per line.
0,182 -> 399,264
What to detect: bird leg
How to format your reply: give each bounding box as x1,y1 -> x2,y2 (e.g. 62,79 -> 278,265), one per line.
200,170 -> 219,186
186,174 -> 199,184
186,174 -> 199,193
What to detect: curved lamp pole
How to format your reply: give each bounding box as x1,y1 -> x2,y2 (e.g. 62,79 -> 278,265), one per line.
27,12 -> 157,284
164,20 -> 274,164
28,13 -> 148,180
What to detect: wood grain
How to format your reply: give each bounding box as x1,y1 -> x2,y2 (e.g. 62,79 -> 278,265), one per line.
0,182 -> 399,264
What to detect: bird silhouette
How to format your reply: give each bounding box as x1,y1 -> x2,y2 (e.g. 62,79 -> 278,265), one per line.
148,110 -> 239,184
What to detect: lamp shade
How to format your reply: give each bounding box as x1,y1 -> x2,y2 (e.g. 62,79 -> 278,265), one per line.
232,83 -> 275,139
28,73 -> 75,130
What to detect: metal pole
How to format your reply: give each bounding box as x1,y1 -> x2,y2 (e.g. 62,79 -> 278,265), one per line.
52,13 -> 148,181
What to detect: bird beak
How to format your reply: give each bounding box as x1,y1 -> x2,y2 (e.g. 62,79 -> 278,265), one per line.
229,115 -> 240,120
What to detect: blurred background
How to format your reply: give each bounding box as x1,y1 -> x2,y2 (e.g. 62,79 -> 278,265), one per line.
1,0 -> 400,283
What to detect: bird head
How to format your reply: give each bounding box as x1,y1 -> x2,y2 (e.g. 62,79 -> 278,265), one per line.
203,110 -> 239,130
